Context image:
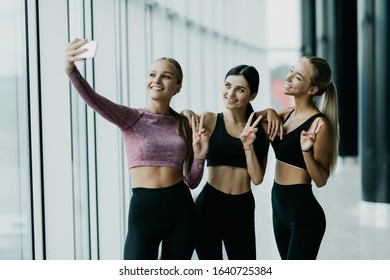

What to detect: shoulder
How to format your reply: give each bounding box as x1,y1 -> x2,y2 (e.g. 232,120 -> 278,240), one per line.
200,111 -> 218,133
311,114 -> 331,137
200,111 -> 217,123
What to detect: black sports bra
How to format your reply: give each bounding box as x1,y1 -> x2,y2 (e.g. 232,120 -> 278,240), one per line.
271,110 -> 326,170
206,113 -> 268,168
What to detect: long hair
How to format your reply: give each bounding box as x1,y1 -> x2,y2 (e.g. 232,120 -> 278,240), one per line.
307,56 -> 339,174
225,65 -> 259,121
154,57 -> 193,174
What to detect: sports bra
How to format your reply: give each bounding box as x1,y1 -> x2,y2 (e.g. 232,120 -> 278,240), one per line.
271,110 -> 326,170
206,113 -> 268,168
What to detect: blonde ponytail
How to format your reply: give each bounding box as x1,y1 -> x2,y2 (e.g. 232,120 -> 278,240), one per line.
307,56 -> 339,174
319,82 -> 339,174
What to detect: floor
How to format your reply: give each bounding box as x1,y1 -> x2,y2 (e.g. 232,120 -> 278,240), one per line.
253,156 -> 390,260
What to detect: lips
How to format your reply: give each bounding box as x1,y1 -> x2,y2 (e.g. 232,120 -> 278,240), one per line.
283,82 -> 291,90
225,98 -> 237,104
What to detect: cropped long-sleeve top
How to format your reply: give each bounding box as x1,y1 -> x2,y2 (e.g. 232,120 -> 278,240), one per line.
67,67 -> 204,189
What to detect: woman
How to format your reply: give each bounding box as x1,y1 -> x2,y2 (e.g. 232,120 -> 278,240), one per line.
183,65 -> 275,259
269,56 -> 339,259
64,38 -> 209,260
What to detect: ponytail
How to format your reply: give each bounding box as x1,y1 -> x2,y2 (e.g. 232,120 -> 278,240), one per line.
306,56 -> 339,174
319,82 -> 339,174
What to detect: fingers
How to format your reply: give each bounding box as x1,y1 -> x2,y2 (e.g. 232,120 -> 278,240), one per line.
191,116 -> 197,138
246,112 -> 255,127
245,128 -> 258,137
267,120 -> 283,140
198,114 -> 204,132
245,112 -> 262,131
65,38 -> 89,62
301,130 -> 315,141
68,38 -> 88,50
314,119 -> 324,134
251,114 -> 263,128
192,115 -> 208,139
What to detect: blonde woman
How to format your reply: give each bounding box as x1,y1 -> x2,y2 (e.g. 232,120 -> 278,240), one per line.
65,38 -> 208,259
267,56 -> 339,259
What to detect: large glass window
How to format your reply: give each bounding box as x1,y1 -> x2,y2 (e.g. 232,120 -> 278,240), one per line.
0,0 -> 32,259
265,0 -> 301,110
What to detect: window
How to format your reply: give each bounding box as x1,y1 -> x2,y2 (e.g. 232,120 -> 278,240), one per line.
0,0 -> 32,260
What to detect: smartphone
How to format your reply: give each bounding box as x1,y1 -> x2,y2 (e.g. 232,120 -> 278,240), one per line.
76,41 -> 98,58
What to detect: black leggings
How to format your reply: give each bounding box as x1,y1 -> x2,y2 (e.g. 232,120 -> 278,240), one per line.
123,181 -> 196,260
195,183 -> 256,260
271,181 -> 326,260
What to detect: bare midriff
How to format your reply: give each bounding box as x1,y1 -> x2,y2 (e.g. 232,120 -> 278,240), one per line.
274,160 -> 311,185
207,166 -> 251,195
130,166 -> 183,188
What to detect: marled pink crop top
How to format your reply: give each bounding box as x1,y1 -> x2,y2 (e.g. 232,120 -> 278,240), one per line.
67,67 -> 204,189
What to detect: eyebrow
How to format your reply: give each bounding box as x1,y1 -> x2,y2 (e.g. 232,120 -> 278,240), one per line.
291,66 -> 305,79
149,70 -> 174,76
296,72 -> 304,79
225,81 -> 247,90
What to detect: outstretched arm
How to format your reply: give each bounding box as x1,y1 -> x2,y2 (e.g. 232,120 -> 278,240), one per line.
65,38 -> 137,130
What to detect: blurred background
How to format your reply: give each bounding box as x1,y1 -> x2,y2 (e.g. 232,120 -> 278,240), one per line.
0,0 -> 389,259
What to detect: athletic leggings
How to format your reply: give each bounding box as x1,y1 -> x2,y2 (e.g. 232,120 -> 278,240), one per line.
271,181 -> 326,260
123,180 -> 196,260
195,182 -> 256,260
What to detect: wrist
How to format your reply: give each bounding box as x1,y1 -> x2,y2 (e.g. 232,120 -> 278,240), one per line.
194,157 -> 205,161
243,145 -> 253,150
65,64 -> 76,74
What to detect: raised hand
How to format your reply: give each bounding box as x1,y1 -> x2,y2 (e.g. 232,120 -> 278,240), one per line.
300,118 -> 324,152
191,115 -> 209,159
64,38 -> 90,73
240,112 -> 262,149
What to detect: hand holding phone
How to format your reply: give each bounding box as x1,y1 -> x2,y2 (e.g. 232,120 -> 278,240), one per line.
76,41 -> 98,58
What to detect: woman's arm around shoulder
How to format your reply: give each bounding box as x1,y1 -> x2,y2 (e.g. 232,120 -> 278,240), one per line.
255,108 -> 284,140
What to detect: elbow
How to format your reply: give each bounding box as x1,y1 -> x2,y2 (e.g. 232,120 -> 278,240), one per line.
252,176 -> 264,186
314,178 -> 328,188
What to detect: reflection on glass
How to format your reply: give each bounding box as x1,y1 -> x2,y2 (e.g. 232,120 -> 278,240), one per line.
0,0 -> 32,259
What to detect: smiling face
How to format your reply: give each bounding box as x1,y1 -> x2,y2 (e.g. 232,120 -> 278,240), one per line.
145,59 -> 182,102
222,74 -> 255,110
283,57 -> 317,97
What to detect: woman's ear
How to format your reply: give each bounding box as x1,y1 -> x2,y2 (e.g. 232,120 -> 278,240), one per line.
249,93 -> 258,101
174,84 -> 182,95
308,86 -> 319,95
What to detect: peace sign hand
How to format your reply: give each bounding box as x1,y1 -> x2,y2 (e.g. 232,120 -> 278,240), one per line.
192,115 -> 209,159
300,118 -> 324,152
240,112 -> 263,149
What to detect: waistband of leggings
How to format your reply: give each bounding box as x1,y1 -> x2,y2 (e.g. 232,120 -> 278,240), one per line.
204,182 -> 253,198
132,180 -> 186,194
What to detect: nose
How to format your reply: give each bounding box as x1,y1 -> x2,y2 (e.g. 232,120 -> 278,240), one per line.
285,72 -> 293,81
227,88 -> 236,97
153,75 -> 161,84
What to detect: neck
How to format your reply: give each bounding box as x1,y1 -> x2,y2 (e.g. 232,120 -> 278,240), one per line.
293,98 -> 317,116
223,108 -> 247,123
148,101 -> 171,116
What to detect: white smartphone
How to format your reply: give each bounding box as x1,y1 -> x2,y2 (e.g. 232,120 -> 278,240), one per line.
76,41 -> 98,58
